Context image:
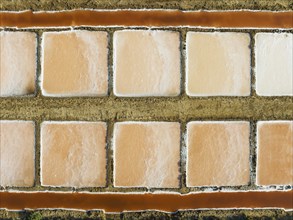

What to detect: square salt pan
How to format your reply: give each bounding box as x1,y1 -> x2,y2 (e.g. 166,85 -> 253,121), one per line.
113,122 -> 181,188
40,121 -> 107,187
0,121 -> 35,187
41,30 -> 108,97
113,30 -> 181,97
0,32 -> 37,97
255,33 -> 293,96
186,32 -> 251,96
256,121 -> 293,186
186,121 -> 250,187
